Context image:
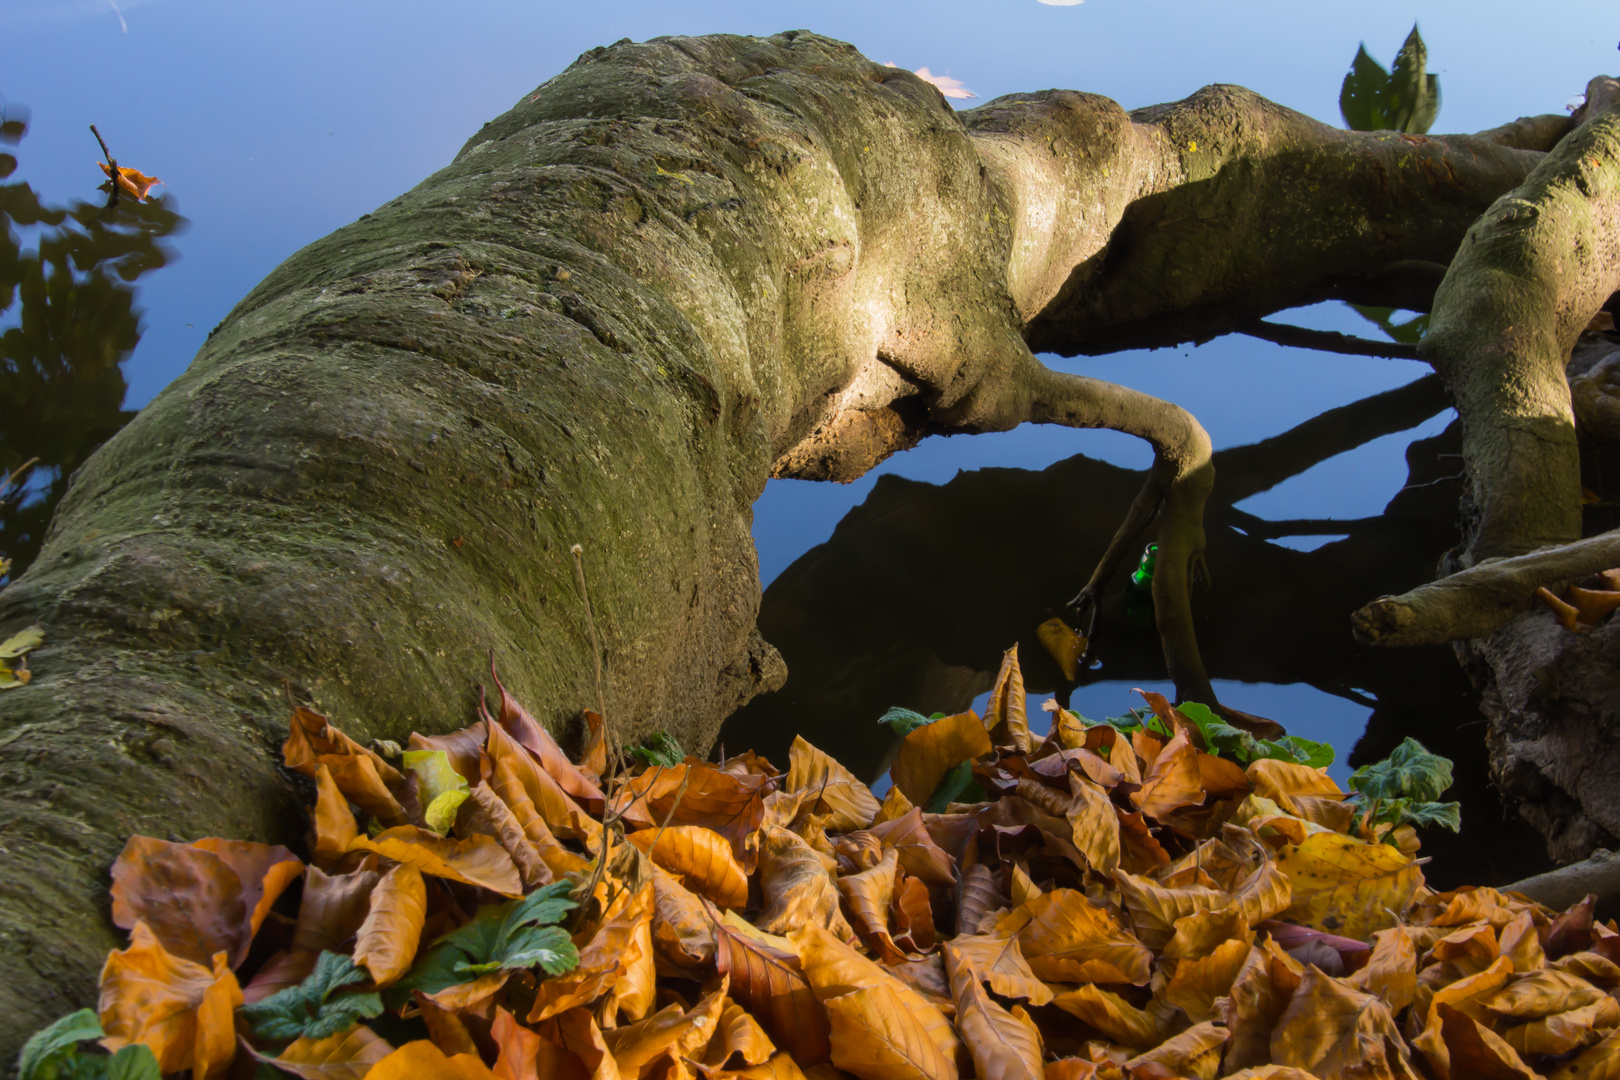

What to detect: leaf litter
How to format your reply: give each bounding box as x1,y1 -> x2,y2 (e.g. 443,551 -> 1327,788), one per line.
20,647 -> 1620,1080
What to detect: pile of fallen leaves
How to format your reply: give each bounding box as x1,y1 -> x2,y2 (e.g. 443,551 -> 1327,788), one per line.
22,651 -> 1620,1080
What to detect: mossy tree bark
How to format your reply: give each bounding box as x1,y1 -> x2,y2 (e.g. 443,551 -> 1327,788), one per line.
0,31 -> 1554,1049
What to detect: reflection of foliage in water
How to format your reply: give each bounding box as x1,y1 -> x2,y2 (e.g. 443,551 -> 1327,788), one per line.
0,102 -> 185,577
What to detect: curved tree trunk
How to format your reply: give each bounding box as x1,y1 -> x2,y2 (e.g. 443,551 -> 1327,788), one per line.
0,30 -> 1547,1050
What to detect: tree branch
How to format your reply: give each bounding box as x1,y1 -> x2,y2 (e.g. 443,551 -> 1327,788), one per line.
1234,319 -> 1419,360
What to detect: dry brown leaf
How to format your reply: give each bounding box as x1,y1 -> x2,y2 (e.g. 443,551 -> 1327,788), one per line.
1548,1028 -> 1620,1079
839,848 -> 905,963
755,826 -> 852,939
349,826 -> 522,897
1162,937 -> 1250,1023
1346,924 -> 1418,1015
1268,966 -> 1413,1078
1122,1021 -> 1225,1080
606,917 -> 659,1025
985,646 -> 1032,753
602,978 -> 728,1076
492,1007 -> 544,1080
940,934 -> 1053,1005
1130,729 -> 1204,820
649,864 -> 717,975
98,921 -> 243,1079
1485,968 -> 1606,1020
957,863 -> 1009,937
1246,758 -> 1344,816
793,923 -> 961,1066
462,782 -> 553,891
1065,777 -> 1120,876
1411,955 -> 1514,1076
891,712 -> 992,807
109,835 -> 303,969
947,959 -> 1041,1080
291,863 -> 381,955
408,723 -> 489,786
546,1007 -> 621,1080
1111,868 -> 1228,952
314,765 -> 361,868
1036,618 -> 1086,681
415,993 -> 479,1057
1115,809 -> 1169,874
282,707 -> 408,824
365,1039 -> 499,1080
628,826 -> 750,909
869,807 -> 958,885
712,903 -> 831,1065
257,1025 -> 395,1080
994,888 -> 1153,985
1050,985 -> 1160,1048
787,737 -> 881,833
823,981 -> 958,1080
705,1003 -> 778,1070
489,666 -> 607,813
874,786 -> 915,825
487,720 -> 601,847
353,860 -> 425,987
1502,996 -> 1620,1056
1218,945 -> 1291,1073
1437,1002 -> 1539,1080
1499,910 -> 1547,973
892,873 -> 937,954
1163,905 -> 1252,961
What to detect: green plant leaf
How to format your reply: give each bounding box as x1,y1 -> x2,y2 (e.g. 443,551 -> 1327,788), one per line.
629,731 -> 683,768
1276,735 -> 1335,770
1339,44 -> 1391,131
18,1009 -> 102,1080
1388,24 -> 1440,134
878,707 -> 934,736
104,1045 -> 160,1080
1398,799 -> 1462,833
923,760 -> 986,813
1348,737 -> 1453,803
1348,304 -> 1430,345
416,879 -> 581,989
388,941 -> 468,1005
238,951 -> 383,1043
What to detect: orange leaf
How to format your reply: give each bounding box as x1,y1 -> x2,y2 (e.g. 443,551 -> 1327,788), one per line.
110,835 -> 303,969
705,1002 -> 778,1070
462,781 -> 554,891
601,978 -> 727,1075
649,864 -> 717,975
711,905 -> 831,1065
1130,729 -> 1204,820
940,933 -> 1052,1005
1436,1002 -> 1538,1080
1410,955 -> 1514,1076
786,736 -> 880,833
627,826 -> 750,909
613,763 -> 768,861
1501,997 -> 1620,1057
493,1007 -> 544,1080
545,1008 -> 621,1080
874,785 -> 915,825
354,860 -> 426,986
488,666 -> 607,813
580,709 -> 608,778
98,160 -> 163,200
282,707 -> 408,823
366,1039 -> 499,1080
98,922 -> 243,1078
755,825 -> 853,939
793,923 -> 961,1069
408,722 -> 489,785
868,806 -> 958,885
313,765 -> 360,868
1246,758 -> 1344,816
349,825 -> 522,896
1163,906 -> 1252,961
529,884 -> 654,1022
1036,617 -> 1086,682
993,888 -> 1152,985
892,872 -> 936,954
823,981 -> 958,1080
984,645 -> 1032,753
1132,689 -> 1202,745
605,917 -> 658,1025
1111,868 -> 1228,951
1066,776 -> 1120,876
488,720 -> 601,847
1197,751 -> 1252,798
838,848 -> 905,963
255,1025 -> 395,1080
890,711 -> 992,807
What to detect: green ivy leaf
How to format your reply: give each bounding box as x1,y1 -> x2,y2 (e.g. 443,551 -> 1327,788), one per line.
237,951 -> 383,1043
1348,737 -> 1453,803
18,1009 -> 102,1080
877,707 -> 934,736
629,731 -> 683,768
1398,800 -> 1463,833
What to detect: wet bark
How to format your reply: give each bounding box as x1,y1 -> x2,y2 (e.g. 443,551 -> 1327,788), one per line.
0,30 -> 1549,1050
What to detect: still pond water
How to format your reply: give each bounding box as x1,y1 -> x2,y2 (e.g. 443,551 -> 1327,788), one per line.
7,0 -> 1613,885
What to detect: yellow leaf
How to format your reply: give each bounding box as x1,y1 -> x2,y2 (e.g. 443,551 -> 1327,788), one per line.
890,711 -> 992,807
1274,830 -> 1422,939
648,864 -> 715,975
1111,868 -> 1228,952
1123,1021 -> 1225,1080
1502,996 -> 1620,1056
1246,758 -> 1344,816
838,848 -> 904,963
1036,618 -> 1086,681
873,786 -> 915,825
1549,1028 -> 1620,1080
947,957 -> 1042,1080
705,1002 -> 778,1070
1065,777 -> 1120,876
1268,966 -> 1413,1077
353,861 -> 425,987
1411,955 -> 1514,1077
793,924 -> 962,1067
1346,924 -> 1418,1015
1130,730 -> 1205,820
0,624 -> 43,657
529,883 -> 654,1022
601,978 -> 728,1075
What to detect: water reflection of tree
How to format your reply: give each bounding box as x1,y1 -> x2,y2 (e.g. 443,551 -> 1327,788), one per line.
724,373 -> 1551,888
0,105 -> 184,577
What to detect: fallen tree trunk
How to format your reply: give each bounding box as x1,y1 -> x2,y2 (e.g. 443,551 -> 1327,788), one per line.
0,31 -> 1549,1051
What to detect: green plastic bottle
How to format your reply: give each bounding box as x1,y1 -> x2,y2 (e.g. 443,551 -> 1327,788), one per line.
1128,543 -> 1158,594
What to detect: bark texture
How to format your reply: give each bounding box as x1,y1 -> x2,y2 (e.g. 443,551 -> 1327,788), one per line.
0,31 -> 1548,1051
